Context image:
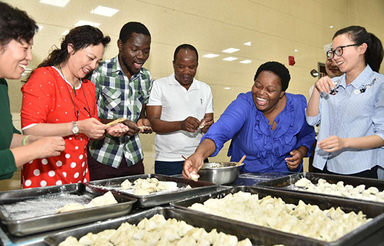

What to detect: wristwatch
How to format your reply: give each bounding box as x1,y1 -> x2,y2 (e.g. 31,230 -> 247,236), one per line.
72,121 -> 79,135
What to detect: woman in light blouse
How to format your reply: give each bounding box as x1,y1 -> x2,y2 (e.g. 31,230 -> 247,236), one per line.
306,26 -> 384,178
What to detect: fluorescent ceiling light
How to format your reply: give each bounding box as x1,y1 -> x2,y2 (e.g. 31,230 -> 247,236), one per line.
240,60 -> 252,64
39,0 -> 70,7
203,54 -> 219,58
38,25 -> 44,31
223,57 -> 238,61
222,48 -> 240,53
62,30 -> 69,36
244,42 -> 251,46
75,20 -> 101,27
91,6 -> 119,17
224,87 -> 232,90
294,49 -> 299,52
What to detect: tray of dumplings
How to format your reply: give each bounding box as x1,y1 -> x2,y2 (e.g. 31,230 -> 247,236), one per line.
85,174 -> 220,208
255,172 -> 384,204
45,206 -> 290,246
172,186 -> 384,246
0,183 -> 136,236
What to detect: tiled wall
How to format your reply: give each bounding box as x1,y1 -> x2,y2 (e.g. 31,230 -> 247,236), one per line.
6,0 -> 384,174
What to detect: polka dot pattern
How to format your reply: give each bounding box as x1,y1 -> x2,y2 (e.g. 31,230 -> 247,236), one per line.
20,66 -> 94,189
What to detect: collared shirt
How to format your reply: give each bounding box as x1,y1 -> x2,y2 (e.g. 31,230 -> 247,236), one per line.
203,92 -> 315,173
89,56 -> 152,168
306,65 -> 384,174
147,74 -> 214,161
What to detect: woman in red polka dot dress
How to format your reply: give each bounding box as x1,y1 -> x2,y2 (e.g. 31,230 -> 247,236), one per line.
20,26 -> 128,188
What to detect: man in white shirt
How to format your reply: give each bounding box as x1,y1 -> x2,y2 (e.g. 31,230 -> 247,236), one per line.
147,44 -> 214,175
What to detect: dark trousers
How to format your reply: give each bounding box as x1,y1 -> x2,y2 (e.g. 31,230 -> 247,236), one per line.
314,165 -> 378,179
87,149 -> 144,181
155,161 -> 184,175
155,158 -> 209,175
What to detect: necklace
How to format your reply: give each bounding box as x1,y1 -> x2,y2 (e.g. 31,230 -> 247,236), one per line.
59,65 -> 80,96
58,65 -> 92,121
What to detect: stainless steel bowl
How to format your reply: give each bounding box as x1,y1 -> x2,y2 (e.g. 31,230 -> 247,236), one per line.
198,162 -> 244,185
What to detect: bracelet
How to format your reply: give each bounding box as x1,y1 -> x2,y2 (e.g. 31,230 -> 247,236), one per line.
22,135 -> 30,146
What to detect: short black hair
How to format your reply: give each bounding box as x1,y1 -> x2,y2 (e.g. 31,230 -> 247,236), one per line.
254,61 -> 290,91
173,44 -> 199,62
0,2 -> 38,46
119,22 -> 151,44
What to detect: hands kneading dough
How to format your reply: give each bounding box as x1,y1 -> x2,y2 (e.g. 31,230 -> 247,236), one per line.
295,177 -> 384,202
189,191 -> 370,242
57,191 -> 117,213
59,214 -> 254,246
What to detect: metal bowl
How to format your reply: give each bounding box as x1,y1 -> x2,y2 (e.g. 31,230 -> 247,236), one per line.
198,162 -> 244,185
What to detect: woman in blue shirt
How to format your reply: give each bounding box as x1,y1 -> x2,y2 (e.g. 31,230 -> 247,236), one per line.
183,61 -> 315,178
306,26 -> 384,178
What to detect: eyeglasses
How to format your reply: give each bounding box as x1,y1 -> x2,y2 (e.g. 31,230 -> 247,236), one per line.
326,44 -> 360,59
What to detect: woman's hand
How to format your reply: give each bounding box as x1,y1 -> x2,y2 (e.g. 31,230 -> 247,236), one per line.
285,149 -> 304,170
77,118 -> 107,139
106,123 -> 129,137
182,153 -> 205,180
318,135 -> 346,152
32,136 -> 66,158
314,75 -> 335,94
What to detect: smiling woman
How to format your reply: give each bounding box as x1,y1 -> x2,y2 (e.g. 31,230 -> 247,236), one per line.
183,61 -> 316,179
19,25 -> 129,188
0,2 -> 66,180
306,26 -> 384,178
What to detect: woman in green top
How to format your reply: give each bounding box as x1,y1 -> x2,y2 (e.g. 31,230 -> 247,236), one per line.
0,2 -> 65,180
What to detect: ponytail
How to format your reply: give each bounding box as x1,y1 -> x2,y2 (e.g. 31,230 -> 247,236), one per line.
366,33 -> 383,72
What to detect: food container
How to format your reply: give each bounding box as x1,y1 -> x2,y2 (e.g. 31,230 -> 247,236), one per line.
45,206 -> 312,246
172,186 -> 384,246
0,183 -> 136,236
86,174 -> 219,208
255,172 -> 384,204
198,162 -> 244,185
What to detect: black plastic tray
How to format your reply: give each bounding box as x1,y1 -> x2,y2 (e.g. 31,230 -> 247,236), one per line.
255,172 -> 384,203
45,206 -> 300,246
172,186 -> 384,246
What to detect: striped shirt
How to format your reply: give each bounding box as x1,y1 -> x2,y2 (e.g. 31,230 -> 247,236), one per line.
88,56 -> 152,168
306,65 -> 384,174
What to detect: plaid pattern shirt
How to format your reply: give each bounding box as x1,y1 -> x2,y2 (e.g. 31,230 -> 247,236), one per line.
89,56 -> 152,168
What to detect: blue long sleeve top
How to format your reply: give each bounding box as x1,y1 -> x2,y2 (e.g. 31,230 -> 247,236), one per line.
202,92 -> 315,173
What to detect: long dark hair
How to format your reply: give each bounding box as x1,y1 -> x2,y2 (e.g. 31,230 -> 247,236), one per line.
333,26 -> 383,72
37,25 -> 111,68
0,2 -> 38,46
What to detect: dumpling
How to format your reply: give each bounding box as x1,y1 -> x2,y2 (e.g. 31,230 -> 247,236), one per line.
295,178 -> 311,188
121,179 -> 132,190
59,236 -> 83,246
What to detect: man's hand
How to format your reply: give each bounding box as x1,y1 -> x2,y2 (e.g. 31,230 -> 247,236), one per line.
181,116 -> 200,133
122,120 -> 140,136
137,118 -> 153,134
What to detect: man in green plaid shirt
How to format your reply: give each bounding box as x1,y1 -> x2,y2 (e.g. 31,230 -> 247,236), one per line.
88,22 -> 153,180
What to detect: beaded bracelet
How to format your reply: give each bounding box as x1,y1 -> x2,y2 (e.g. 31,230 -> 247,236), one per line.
22,135 -> 30,146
